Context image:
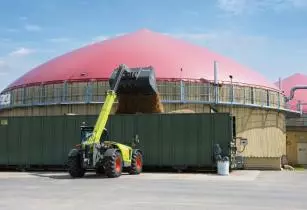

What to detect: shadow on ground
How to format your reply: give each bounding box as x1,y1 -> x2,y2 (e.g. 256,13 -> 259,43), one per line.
28,170 -> 215,180
29,172 -> 131,180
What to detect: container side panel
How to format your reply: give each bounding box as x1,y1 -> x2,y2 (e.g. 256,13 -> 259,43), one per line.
135,114 -> 161,166
7,118 -> 21,165
0,118 -> 9,165
198,114 -> 214,167
171,114 -> 199,166
20,117 -> 32,165
171,114 -> 187,166
115,115 -> 135,145
160,114 -> 173,166
28,117 -> 43,165
63,117 -> 81,160
46,117 -> 66,165
213,114 -> 232,158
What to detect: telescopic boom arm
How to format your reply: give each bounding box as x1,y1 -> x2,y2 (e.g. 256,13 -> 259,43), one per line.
83,64 -> 158,145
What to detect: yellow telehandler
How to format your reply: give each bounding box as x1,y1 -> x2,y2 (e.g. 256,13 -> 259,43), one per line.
67,64 -> 161,178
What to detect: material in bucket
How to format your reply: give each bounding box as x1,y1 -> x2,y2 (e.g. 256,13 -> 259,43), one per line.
116,93 -> 164,114
108,64 -> 164,114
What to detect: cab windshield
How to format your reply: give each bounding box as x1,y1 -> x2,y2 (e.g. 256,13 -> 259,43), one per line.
81,130 -> 93,143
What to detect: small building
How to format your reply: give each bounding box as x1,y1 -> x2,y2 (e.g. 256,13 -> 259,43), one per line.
277,73 -> 307,166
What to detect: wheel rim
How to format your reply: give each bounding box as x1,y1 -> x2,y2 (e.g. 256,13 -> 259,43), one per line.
115,157 -> 121,172
136,154 -> 142,170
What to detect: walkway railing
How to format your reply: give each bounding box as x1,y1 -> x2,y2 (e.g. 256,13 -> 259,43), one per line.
0,80 -> 303,115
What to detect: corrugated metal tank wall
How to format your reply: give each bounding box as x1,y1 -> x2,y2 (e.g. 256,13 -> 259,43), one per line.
218,106 -> 286,158
218,106 -> 286,170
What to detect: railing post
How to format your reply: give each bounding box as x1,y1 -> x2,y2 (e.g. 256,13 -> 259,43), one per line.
62,81 -> 67,102
251,87 -> 254,104
23,86 -> 26,105
207,84 -> 211,102
40,83 -> 44,104
85,81 -> 93,103
243,87 -> 246,104
277,93 -> 280,109
180,80 -> 185,102
266,90 -> 270,107
230,84 -> 234,103
10,90 -> 14,107
297,100 -> 302,113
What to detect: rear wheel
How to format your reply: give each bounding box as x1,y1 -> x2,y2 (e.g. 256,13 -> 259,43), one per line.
129,150 -> 143,175
67,154 -> 85,178
104,150 -> 123,178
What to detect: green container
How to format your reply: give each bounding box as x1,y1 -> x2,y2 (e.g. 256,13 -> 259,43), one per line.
105,113 -> 233,168
0,113 -> 233,170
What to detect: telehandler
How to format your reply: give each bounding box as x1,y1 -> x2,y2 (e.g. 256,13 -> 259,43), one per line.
67,64 -> 159,178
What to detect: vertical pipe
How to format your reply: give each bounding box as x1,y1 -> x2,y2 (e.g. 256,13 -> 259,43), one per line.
230,76 -> 233,115
214,61 -> 219,104
214,61 -> 218,85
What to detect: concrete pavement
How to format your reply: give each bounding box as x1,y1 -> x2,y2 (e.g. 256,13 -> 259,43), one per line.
0,170 -> 306,210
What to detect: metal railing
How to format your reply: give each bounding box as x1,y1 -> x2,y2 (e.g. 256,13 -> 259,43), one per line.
0,80 -> 302,114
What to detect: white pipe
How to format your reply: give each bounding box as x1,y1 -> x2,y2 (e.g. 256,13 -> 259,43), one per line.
214,61 -> 218,85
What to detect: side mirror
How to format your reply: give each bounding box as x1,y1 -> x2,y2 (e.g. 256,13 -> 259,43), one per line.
132,134 -> 140,147
135,134 -> 139,143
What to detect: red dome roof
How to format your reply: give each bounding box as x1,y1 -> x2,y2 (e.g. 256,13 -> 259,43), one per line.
5,29 -> 279,91
276,73 -> 307,113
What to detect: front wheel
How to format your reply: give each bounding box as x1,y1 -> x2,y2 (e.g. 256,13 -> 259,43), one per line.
129,150 -> 143,175
104,150 -> 123,178
67,153 -> 85,178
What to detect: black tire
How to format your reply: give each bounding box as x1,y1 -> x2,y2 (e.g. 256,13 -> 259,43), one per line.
104,150 -> 123,178
67,154 -> 85,178
129,150 -> 143,175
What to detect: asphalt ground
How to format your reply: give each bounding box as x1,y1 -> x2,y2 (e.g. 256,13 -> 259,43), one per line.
0,170 -> 306,210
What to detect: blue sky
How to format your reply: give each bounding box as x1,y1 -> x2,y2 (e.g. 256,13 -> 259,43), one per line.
0,0 -> 307,91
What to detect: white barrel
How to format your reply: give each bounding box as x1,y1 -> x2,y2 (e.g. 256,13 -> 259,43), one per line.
217,160 -> 229,175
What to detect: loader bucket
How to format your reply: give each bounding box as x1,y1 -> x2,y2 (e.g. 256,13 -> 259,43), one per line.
109,66 -> 158,95
108,65 -> 164,114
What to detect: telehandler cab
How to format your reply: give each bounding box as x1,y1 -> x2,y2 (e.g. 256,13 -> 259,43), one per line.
67,64 -> 158,178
